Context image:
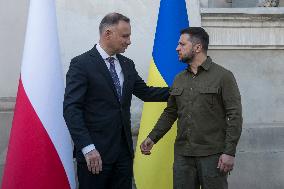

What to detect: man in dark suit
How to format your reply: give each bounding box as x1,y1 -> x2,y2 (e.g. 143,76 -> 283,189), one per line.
63,12 -> 169,189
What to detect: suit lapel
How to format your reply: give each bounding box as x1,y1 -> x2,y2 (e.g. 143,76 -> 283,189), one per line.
89,46 -> 120,102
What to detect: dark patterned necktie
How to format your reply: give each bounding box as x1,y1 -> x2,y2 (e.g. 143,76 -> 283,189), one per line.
106,57 -> 122,100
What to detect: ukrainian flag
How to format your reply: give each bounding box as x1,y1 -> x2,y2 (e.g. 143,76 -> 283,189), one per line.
134,0 -> 189,188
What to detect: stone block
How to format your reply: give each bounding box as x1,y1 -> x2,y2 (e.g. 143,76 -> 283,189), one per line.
238,123 -> 284,152
229,123 -> 284,189
229,151 -> 284,189
208,0 -> 232,7
232,0 -> 258,7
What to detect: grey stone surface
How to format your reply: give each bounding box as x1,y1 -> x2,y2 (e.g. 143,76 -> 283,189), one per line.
0,113 -> 13,157
0,98 -> 14,185
233,124 -> 284,188
0,0 -> 28,97
201,7 -> 284,14
232,0 -> 258,7
230,151 -> 284,189
188,0 -> 202,27
0,164 -> 4,186
208,0 -> 232,8
208,49 -> 284,124
201,8 -> 284,49
0,97 -> 16,111
237,123 -> 284,152
0,112 -> 13,186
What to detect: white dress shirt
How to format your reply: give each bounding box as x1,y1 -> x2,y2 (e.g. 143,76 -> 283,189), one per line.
82,43 -> 124,155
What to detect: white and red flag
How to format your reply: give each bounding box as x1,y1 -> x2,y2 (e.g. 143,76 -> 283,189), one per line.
1,0 -> 76,188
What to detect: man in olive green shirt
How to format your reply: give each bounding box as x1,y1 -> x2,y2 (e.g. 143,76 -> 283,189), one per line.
140,27 -> 242,189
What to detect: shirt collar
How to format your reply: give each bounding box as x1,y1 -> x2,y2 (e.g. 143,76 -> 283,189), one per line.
96,43 -> 118,61
187,56 -> 212,72
200,56 -> 212,71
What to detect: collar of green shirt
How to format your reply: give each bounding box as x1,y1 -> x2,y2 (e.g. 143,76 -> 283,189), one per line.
186,56 -> 213,73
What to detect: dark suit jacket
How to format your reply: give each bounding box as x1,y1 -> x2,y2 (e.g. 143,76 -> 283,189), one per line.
63,45 -> 169,163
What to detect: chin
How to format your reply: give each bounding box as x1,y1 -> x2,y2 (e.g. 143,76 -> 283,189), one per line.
120,49 -> 126,53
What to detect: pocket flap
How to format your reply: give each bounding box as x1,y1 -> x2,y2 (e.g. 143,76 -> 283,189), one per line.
170,88 -> 183,96
199,87 -> 219,94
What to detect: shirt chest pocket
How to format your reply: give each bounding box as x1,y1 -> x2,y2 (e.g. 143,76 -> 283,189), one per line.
198,87 -> 219,106
170,88 -> 184,103
170,88 -> 184,96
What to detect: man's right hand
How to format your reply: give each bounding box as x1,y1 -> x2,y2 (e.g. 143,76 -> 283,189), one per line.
140,137 -> 154,155
85,149 -> 102,174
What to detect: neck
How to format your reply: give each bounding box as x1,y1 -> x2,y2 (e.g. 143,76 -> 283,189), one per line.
99,40 -> 115,56
189,54 -> 207,74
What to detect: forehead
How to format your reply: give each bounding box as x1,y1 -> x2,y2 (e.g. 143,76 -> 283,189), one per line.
114,20 -> 131,32
179,33 -> 190,42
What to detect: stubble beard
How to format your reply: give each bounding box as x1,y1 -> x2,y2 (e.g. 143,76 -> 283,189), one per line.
181,49 -> 195,64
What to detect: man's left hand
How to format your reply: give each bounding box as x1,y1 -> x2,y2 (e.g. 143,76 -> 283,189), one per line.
217,154 -> 235,173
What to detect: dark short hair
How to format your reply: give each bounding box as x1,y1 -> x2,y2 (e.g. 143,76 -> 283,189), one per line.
180,27 -> 209,51
99,13 -> 130,34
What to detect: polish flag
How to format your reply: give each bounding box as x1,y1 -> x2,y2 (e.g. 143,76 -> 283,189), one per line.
1,0 -> 76,188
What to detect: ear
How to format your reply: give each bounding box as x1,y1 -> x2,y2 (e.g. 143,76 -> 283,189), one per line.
194,43 -> 202,53
105,29 -> 112,40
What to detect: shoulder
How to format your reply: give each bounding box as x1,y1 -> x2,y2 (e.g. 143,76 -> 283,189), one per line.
170,70 -> 187,88
210,62 -> 236,83
211,62 -> 233,75
117,54 -> 134,64
71,49 -> 93,63
174,70 -> 187,81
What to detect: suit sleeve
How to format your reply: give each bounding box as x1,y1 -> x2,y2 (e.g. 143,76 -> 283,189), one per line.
63,58 -> 93,151
131,62 -> 169,102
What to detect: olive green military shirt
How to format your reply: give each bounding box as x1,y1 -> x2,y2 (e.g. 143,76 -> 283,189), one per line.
148,57 -> 242,156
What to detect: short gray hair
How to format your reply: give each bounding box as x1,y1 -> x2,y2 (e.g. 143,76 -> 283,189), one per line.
99,13 -> 130,34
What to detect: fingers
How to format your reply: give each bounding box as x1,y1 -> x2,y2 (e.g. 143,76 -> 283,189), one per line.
98,157 -> 103,172
221,163 -> 233,173
223,165 -> 232,173
219,162 -> 226,172
217,156 -> 222,170
92,157 -> 102,174
140,142 -> 150,155
86,158 -> 92,172
140,137 -> 154,155
217,154 -> 234,173
142,149 -> 151,155
85,150 -> 103,174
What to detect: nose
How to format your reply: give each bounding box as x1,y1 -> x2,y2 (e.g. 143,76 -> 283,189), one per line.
127,37 -> 131,45
176,45 -> 180,51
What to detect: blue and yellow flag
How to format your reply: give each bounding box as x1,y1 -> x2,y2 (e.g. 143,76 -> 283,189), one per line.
134,0 -> 189,188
